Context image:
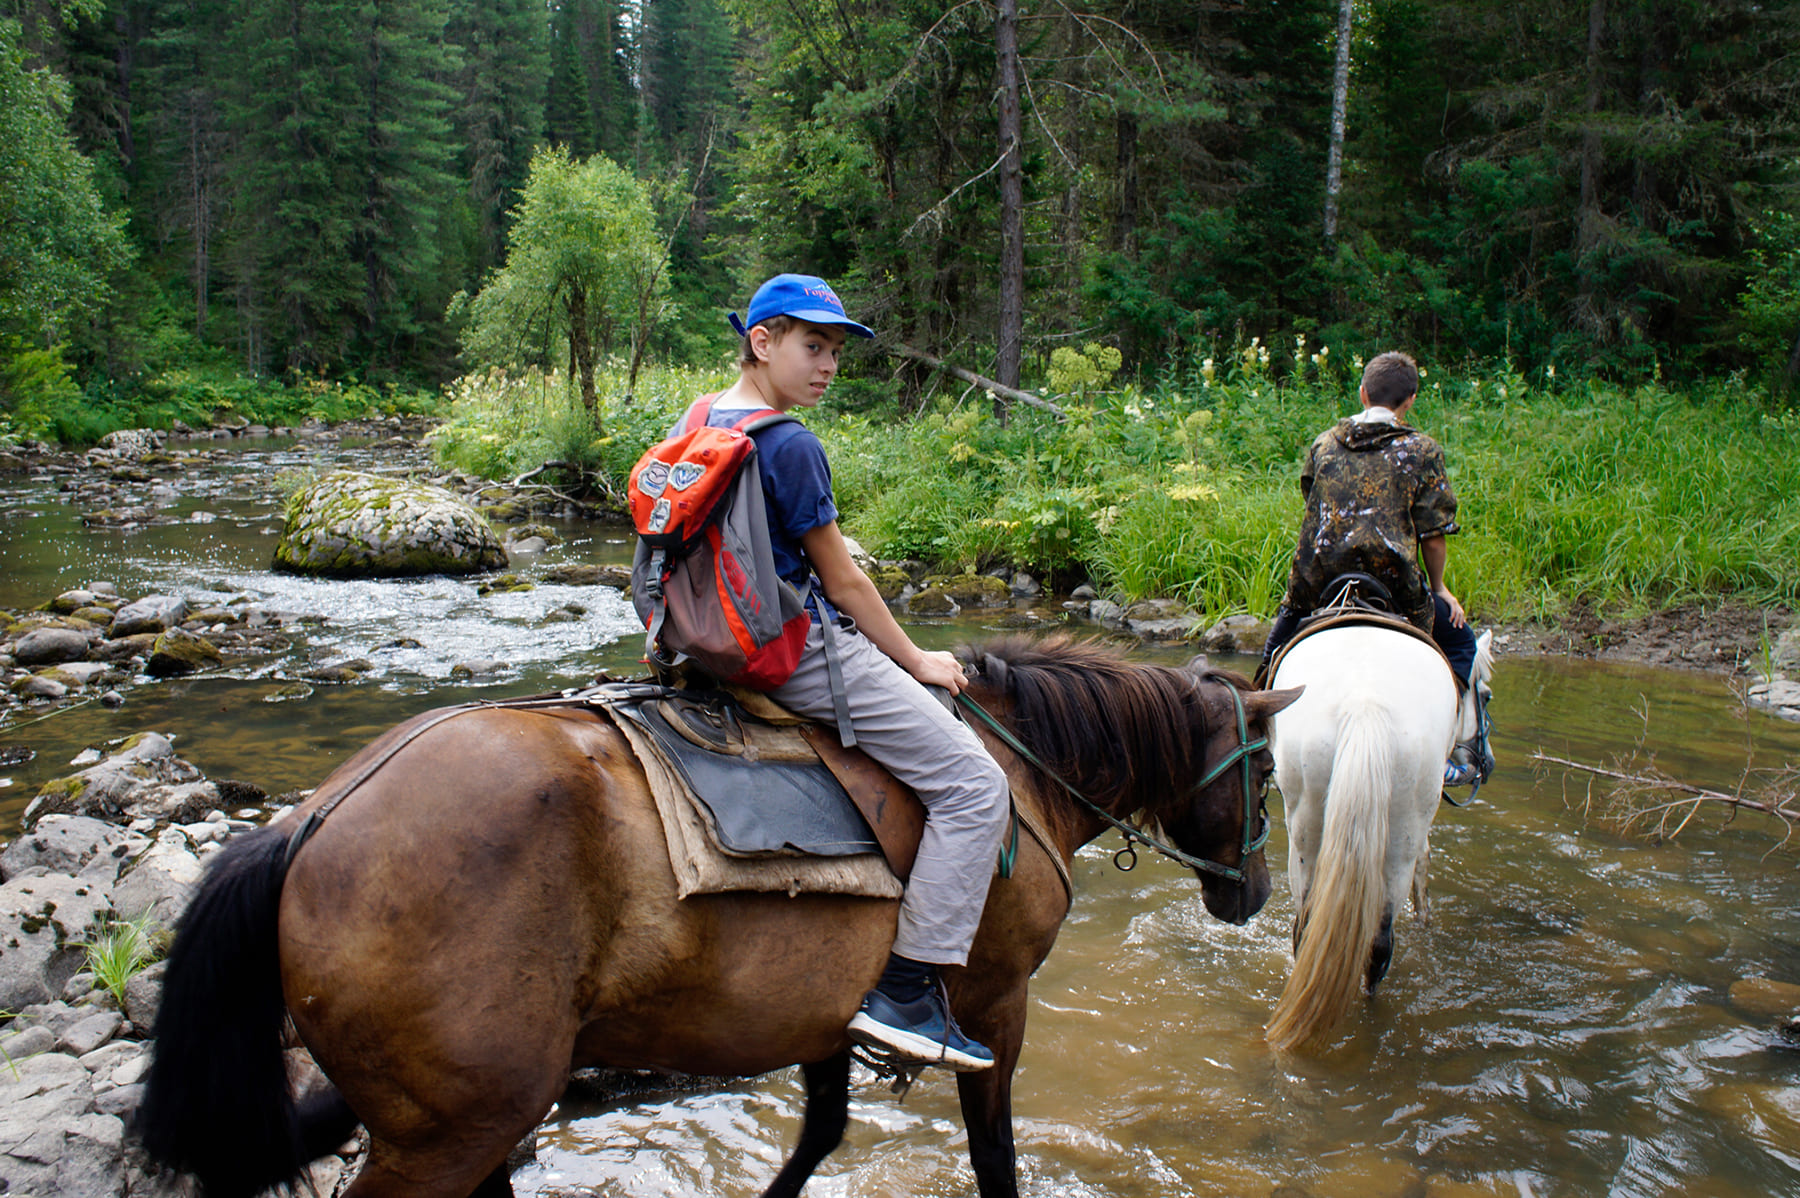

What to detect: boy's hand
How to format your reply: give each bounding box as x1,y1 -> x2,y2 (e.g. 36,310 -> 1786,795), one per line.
1436,586 -> 1467,628
910,649 -> 970,695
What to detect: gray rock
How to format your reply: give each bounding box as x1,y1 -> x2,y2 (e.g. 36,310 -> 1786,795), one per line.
145,627 -> 223,678
1,1024 -> 57,1062
0,874 -> 114,1010
1070,583 -> 1098,600
12,628 -> 91,667
17,674 -> 68,700
77,1040 -> 137,1078
449,658 -> 510,679
93,1082 -> 143,1119
110,595 -> 190,638
1008,571 -> 1042,598
1197,613 -> 1273,654
110,833 -> 201,928
94,428 -> 162,458
0,815 -> 148,885
507,535 -> 549,555
54,661 -> 111,687
1088,598 -> 1124,625
274,469 -> 508,578
1748,677 -> 1800,723
57,1010 -> 121,1056
123,949 -> 167,1028
1773,627 -> 1800,672
50,590 -> 97,613
122,960 -> 166,1030
22,733 -> 212,828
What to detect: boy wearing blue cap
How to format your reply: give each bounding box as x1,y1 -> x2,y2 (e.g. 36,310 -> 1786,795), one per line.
711,273 -> 1009,1072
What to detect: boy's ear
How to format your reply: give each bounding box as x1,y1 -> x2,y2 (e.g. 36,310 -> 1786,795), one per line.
748,324 -> 774,363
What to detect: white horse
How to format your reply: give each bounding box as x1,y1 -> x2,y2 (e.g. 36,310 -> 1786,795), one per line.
1262,622 -> 1494,1051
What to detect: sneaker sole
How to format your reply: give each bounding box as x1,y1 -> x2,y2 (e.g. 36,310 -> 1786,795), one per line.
847,1012 -> 993,1072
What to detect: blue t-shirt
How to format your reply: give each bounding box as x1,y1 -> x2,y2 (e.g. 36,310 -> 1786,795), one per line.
700,400 -> 838,614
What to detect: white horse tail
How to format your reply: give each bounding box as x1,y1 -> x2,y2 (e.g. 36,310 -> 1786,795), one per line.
1265,702 -> 1392,1052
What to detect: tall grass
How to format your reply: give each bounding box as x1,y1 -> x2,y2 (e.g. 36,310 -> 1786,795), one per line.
437,355 -> 1800,621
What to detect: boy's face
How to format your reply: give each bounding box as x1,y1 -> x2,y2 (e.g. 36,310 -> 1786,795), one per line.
756,320 -> 848,410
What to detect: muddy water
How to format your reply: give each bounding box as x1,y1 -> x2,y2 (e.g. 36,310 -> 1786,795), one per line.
4,442 -> 1800,1197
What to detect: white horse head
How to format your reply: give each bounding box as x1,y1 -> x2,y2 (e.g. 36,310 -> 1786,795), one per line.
1262,623 -> 1493,1051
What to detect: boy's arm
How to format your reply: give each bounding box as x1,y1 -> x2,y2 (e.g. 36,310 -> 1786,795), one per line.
1420,534 -> 1466,628
801,520 -> 968,693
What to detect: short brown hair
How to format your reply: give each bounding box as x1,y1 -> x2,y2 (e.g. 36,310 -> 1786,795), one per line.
737,315 -> 795,367
1361,351 -> 1419,409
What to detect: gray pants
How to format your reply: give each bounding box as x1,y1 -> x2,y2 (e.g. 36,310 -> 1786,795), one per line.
771,622 -> 1010,965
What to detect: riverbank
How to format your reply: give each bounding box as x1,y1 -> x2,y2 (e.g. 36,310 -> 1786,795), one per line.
1497,600 -> 1793,677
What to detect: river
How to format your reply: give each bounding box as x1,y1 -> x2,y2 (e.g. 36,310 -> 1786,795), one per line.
3,434 -> 1798,1197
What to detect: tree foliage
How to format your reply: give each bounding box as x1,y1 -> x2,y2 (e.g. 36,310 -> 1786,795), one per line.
452,145 -> 669,416
5,0 -> 1800,417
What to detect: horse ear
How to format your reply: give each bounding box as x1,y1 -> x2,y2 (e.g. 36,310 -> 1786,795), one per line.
1245,685 -> 1304,720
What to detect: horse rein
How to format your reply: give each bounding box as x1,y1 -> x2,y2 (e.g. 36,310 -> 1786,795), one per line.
954,679 -> 1270,885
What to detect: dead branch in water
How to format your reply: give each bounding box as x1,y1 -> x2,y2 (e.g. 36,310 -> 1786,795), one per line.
1531,751 -> 1800,848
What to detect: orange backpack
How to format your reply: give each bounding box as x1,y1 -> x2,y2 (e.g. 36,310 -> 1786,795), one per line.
628,396 -> 811,688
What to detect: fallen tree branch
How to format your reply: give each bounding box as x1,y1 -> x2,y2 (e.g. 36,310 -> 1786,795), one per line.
887,344 -> 1065,417
1531,751 -> 1800,842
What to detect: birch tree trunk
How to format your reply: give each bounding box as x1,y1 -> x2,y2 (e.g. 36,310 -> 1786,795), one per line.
1322,0 -> 1354,241
995,0 -> 1024,418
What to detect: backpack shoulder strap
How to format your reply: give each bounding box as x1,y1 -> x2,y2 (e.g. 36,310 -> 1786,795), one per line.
731,407 -> 798,437
680,393 -> 718,433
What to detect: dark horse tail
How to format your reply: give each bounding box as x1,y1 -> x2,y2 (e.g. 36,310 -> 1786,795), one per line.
137,825 -> 358,1197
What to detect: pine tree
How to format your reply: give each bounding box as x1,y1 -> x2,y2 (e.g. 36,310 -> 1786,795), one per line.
446,0 -> 548,280
544,0 -> 598,156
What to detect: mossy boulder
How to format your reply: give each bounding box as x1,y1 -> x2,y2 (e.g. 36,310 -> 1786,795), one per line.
145,628 -> 224,677
865,565 -> 913,601
921,573 -> 1012,608
274,470 -> 508,578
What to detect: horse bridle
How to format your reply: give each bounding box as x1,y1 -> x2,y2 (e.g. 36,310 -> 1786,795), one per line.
955,676 -> 1270,885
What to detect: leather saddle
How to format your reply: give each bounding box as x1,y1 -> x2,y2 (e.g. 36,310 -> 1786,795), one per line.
1268,573 -> 1449,681
611,685 -> 928,881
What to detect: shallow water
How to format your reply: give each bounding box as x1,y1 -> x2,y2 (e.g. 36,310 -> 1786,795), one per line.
3,440 -> 1799,1197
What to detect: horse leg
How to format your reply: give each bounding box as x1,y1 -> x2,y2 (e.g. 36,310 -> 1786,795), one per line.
1409,843 -> 1431,924
760,1053 -> 852,1198
1366,905 -> 1396,991
958,1059 -> 1021,1198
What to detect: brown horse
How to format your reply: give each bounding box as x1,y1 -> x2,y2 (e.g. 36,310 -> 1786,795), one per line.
139,634 -> 1300,1198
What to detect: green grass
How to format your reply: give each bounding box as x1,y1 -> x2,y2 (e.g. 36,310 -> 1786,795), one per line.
433,354 -> 1800,623
83,913 -> 165,1007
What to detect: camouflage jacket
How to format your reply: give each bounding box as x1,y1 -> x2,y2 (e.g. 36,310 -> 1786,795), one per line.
1281,413 -> 1460,632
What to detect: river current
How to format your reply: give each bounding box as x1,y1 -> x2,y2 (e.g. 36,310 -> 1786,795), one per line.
2,434 -> 1798,1197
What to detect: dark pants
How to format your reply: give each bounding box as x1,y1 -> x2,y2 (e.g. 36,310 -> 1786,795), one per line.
1260,592 -> 1477,686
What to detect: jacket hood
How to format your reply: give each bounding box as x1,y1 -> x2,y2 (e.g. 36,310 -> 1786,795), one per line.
1332,416 -> 1412,452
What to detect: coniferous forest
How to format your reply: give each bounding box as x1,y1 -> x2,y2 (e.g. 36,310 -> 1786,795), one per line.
5,0 -> 1800,428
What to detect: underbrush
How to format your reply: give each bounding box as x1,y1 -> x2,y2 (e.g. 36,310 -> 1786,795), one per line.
11,367 -> 439,445
433,353 -> 1800,624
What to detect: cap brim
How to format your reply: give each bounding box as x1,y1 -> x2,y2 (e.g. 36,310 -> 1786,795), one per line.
782,308 -> 876,338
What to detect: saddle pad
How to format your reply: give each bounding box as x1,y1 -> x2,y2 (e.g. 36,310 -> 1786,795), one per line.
617,701 -> 881,857
600,704 -> 901,901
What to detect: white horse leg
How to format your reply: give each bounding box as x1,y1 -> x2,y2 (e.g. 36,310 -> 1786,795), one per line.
1410,843 -> 1431,924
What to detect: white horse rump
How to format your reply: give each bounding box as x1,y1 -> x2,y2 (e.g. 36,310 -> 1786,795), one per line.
1263,624 -> 1494,1051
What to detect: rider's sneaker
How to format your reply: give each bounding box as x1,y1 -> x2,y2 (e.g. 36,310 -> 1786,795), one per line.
847,986 -> 994,1072
1443,758 -> 1483,787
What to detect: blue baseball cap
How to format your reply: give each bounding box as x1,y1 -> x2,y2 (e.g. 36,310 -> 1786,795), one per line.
728,274 -> 875,339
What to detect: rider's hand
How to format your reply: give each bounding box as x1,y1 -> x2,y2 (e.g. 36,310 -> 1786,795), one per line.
1436,586 -> 1467,628
910,649 -> 969,695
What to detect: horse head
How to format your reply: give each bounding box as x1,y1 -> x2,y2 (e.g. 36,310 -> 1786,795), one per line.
963,636 -> 1300,926
1162,665 -> 1302,924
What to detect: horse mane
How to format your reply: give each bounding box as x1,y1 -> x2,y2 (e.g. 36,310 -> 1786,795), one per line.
964,634 -> 1230,819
